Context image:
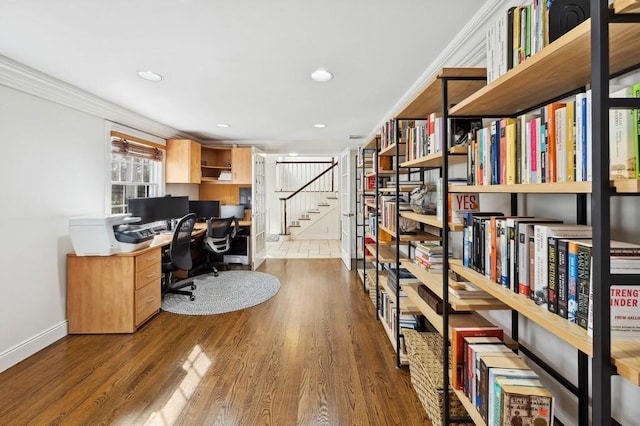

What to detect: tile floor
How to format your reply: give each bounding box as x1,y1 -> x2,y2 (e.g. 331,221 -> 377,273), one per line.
266,238 -> 342,259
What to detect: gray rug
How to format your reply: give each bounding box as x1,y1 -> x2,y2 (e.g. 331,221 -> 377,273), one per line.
161,270 -> 280,315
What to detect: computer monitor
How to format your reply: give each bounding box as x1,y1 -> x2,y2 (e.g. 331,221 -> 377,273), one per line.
220,204 -> 245,219
128,196 -> 189,225
189,200 -> 220,221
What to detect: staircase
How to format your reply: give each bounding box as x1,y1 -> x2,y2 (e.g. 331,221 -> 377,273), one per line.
287,194 -> 339,240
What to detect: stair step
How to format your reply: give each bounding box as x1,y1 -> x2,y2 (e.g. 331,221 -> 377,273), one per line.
289,224 -> 301,228
299,217 -> 311,220
317,202 -> 330,207
308,210 -> 321,213
326,196 -> 338,199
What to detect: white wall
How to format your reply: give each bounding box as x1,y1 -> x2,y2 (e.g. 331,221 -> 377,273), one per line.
0,84 -> 106,371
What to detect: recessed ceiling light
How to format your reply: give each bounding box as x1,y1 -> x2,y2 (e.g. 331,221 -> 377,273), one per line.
289,152 -> 299,157
137,70 -> 163,82
314,124 -> 326,128
311,69 -> 333,82
217,123 -> 231,128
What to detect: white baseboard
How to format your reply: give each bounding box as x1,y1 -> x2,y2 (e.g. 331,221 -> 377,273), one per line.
0,321 -> 68,373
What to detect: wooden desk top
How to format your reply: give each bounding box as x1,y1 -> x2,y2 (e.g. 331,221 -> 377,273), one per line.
68,220 -> 250,258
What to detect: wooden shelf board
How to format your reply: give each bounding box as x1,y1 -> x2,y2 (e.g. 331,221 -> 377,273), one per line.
379,143 -> 406,157
450,259 -> 593,353
397,68 -> 487,118
448,182 -> 592,193
200,178 -> 234,184
378,185 -> 419,193
452,389 -> 486,426
449,259 -> 640,386
201,165 -> 231,169
614,0 -> 640,13
450,19 -> 640,117
400,147 -> 468,169
363,135 -> 380,150
399,211 -> 464,231
401,262 -> 509,312
378,224 -> 441,242
612,179 -> 640,193
448,180 -> 640,194
403,284 -> 518,350
365,244 -> 405,263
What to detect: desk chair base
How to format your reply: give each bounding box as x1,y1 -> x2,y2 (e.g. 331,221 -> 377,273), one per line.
163,274 -> 197,301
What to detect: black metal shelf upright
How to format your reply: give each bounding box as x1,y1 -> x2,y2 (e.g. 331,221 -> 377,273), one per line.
591,1 -> 640,424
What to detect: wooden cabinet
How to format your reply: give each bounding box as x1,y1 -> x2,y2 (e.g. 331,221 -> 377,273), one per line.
166,139 -> 202,184
67,247 -> 161,333
232,147 -> 252,184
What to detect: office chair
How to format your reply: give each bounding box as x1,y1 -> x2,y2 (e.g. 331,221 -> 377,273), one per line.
162,213 -> 198,301
203,216 -> 238,276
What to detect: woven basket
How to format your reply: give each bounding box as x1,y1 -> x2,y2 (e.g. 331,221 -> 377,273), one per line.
404,329 -> 472,426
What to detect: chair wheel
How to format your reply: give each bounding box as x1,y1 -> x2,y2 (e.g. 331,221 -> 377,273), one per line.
190,295 -> 196,301
214,272 -> 219,277
191,284 -> 197,290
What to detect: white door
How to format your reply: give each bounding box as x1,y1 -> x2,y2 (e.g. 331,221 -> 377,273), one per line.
251,148 -> 267,270
340,148 -> 354,270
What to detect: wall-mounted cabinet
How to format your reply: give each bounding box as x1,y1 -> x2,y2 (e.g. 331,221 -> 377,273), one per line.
231,147 -> 252,184
201,146 -> 232,183
166,139 -> 202,184
199,146 -> 252,185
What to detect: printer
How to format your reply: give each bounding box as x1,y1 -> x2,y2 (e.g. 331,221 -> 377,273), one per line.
69,214 -> 154,256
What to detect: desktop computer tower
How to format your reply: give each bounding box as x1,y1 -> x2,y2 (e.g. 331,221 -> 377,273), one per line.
223,235 -> 250,265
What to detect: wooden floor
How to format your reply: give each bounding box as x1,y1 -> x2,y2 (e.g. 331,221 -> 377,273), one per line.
0,259 -> 431,425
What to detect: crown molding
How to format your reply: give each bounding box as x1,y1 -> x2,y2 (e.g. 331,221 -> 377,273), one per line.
0,55 -> 196,140
366,0 -> 520,143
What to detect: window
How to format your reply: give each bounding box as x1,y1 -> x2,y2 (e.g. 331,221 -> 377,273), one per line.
110,135 -> 164,214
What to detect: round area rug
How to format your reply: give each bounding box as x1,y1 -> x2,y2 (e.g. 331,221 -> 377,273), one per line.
161,270 -> 280,315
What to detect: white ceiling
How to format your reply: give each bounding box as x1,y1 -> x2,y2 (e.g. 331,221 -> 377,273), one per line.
0,0 -> 486,153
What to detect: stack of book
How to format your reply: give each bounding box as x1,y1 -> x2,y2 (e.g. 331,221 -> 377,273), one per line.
387,267 -> 419,297
453,325 -> 555,425
414,242 -> 448,271
449,279 -> 493,299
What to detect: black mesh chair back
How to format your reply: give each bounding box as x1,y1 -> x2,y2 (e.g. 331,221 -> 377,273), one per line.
205,217 -> 238,254
169,213 -> 197,271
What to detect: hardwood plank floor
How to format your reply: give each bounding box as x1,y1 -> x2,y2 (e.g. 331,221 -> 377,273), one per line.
0,259 -> 431,425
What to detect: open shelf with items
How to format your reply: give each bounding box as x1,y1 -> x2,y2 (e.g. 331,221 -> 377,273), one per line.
449,259 -> 640,386
439,3 -> 640,424
399,211 -> 464,232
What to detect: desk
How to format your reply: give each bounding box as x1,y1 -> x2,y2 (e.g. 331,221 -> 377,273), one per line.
66,225 -> 207,334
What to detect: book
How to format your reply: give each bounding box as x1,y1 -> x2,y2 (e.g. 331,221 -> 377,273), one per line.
517,219 -> 563,297
469,347 -> 517,405
634,82 -> 640,179
557,238 -> 589,319
451,326 -> 504,390
449,280 -> 494,299
588,285 -> 640,339
489,373 -> 540,426
533,224 -> 592,308
571,239 -> 640,329
566,100 -> 576,182
463,338 -> 507,398
477,355 -> 530,421
500,383 -> 554,426
544,102 -> 566,182
448,192 -> 480,225
555,105 -> 567,183
610,86 -> 637,179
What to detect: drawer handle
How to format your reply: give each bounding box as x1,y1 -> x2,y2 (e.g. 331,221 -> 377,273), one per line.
145,257 -> 156,262
146,296 -> 156,303
145,272 -> 157,278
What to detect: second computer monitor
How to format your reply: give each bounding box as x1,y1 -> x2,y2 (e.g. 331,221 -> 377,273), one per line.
128,196 -> 189,224
189,200 -> 220,221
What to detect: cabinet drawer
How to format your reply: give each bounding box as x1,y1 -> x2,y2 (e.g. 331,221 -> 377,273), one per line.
135,248 -> 160,271
136,261 -> 161,289
135,280 -> 160,326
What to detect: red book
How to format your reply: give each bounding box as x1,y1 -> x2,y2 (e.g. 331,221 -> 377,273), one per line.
451,326 -> 504,390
